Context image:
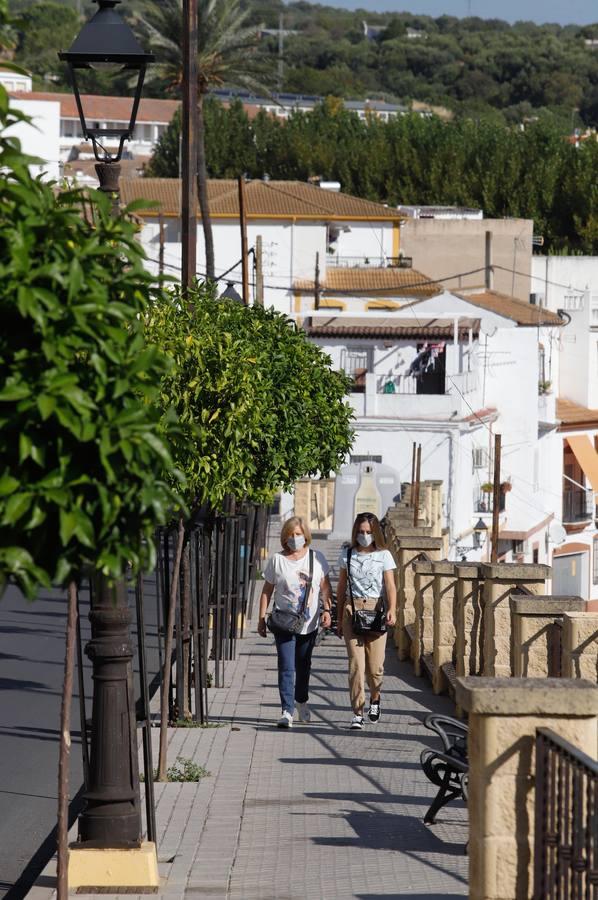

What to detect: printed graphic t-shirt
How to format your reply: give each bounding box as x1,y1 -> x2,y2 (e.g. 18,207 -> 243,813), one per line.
263,549 -> 330,635
338,547 -> 396,600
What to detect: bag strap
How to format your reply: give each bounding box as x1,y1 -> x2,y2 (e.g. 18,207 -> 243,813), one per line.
346,546 -> 355,606
298,549 -> 314,616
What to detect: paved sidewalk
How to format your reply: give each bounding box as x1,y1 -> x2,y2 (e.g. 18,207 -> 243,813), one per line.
30,614 -> 468,899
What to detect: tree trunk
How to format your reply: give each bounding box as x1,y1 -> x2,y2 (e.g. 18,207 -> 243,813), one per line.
197,93 -> 215,280
57,580 -> 78,900
157,517 -> 186,781
180,540 -> 192,721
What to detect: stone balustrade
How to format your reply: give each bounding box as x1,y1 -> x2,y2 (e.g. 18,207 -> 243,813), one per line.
561,611 -> 598,679
412,559 -> 435,677
432,561 -> 459,694
481,564 -> 551,678
457,677 -> 598,900
510,596 -> 585,678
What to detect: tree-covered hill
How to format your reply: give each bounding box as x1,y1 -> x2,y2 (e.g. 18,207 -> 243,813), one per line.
6,0 -> 598,126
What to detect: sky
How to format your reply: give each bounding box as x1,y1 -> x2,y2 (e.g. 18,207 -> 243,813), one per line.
322,0 -> 597,26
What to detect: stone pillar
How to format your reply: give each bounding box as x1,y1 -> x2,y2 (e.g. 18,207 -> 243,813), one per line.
432,561 -> 458,694
395,537 -> 443,658
412,560 -> 435,676
421,480 -> 433,528
481,563 -> 551,677
455,562 -> 484,678
510,596 -> 585,678
456,677 -> 598,900
562,612 -> 598,679
429,479 -> 443,537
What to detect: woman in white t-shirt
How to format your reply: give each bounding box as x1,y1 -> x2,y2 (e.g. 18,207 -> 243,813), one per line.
336,512 -> 397,730
258,517 -> 332,728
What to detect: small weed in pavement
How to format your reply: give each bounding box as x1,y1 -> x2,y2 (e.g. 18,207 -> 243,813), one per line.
171,718 -> 222,728
140,757 -> 210,782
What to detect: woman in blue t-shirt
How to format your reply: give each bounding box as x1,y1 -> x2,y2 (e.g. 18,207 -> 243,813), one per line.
336,512 -> 397,730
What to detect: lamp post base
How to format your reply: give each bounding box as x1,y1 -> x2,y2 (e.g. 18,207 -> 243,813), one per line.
68,841 -> 159,890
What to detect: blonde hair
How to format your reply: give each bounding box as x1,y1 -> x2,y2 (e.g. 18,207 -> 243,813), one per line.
280,516 -> 312,549
350,512 -> 386,550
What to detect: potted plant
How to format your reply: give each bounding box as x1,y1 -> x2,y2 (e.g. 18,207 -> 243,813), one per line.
481,482 -> 494,493
538,379 -> 552,395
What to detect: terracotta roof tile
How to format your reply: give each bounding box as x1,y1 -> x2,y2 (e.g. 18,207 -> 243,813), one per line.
12,91 -> 179,123
295,267 -> 441,299
455,290 -> 563,327
557,398 -> 598,430
119,178 -> 405,221
307,316 -> 480,338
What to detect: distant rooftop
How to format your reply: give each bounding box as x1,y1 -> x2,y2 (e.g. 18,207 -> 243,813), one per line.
398,205 -> 483,220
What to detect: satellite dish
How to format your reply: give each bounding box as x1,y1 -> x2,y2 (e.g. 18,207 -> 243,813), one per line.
480,316 -> 497,338
548,521 -> 567,545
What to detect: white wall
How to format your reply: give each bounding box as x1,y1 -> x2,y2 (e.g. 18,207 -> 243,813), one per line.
6,98 -> 61,181
332,221 -> 396,262
139,216 -> 326,314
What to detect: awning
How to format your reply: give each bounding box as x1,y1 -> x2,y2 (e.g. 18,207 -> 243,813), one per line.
566,435 -> 598,493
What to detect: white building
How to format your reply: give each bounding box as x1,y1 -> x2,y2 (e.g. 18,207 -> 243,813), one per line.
532,256 -> 598,602
306,291 -> 565,569
120,177 -> 420,313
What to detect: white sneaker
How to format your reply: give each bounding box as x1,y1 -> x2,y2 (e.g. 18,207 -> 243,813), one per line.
277,710 -> 293,728
296,702 -> 311,723
350,714 -> 364,730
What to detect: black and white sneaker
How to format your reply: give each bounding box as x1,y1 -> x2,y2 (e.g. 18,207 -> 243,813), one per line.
350,714 -> 364,730
368,700 -> 381,722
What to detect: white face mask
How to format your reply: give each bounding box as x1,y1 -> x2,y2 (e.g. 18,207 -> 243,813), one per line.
287,534 -> 306,551
357,532 -> 374,548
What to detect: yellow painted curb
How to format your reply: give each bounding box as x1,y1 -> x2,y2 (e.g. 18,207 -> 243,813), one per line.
68,841 -> 159,889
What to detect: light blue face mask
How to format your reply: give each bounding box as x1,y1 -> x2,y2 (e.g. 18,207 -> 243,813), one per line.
287,534 -> 306,551
356,532 -> 374,548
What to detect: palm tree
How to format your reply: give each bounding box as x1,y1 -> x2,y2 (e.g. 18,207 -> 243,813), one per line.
135,0 -> 273,278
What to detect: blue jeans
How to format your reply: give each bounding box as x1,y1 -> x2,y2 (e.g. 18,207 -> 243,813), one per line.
274,630 -> 318,714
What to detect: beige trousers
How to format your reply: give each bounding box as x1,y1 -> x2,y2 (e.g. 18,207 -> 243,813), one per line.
343,598 -> 387,715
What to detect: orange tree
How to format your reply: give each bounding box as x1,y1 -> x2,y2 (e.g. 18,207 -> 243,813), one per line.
0,88 -> 184,599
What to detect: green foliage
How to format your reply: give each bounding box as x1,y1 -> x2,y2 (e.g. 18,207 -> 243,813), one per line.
144,283 -> 354,509
0,87 -> 184,598
147,99 -> 598,254
165,757 -> 210,782
13,2 -> 79,80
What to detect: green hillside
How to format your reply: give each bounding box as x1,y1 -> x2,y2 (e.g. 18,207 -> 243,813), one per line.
6,0 -> 598,125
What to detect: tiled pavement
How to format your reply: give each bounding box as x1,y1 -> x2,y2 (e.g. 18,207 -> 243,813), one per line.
29,538 -> 468,900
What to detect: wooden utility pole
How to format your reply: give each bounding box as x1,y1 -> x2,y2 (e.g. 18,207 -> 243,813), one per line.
181,0 -> 198,296
491,432 -> 501,563
238,176 -> 249,305
158,214 -> 165,276
413,443 -> 422,527
278,12 -> 284,92
255,234 -> 264,305
314,252 -> 321,310
485,229 -> 493,291
410,441 -> 417,505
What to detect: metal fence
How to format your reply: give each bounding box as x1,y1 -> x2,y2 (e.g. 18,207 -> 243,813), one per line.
534,727 -> 598,899
75,503 -> 269,846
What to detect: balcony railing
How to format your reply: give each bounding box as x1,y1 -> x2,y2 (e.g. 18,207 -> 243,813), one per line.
562,489 -> 593,523
327,255 -> 412,269
376,370 -> 478,396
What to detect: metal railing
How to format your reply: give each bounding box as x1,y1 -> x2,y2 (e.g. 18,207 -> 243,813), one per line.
563,489 -> 593,523
327,254 -> 412,269
534,727 -> 598,899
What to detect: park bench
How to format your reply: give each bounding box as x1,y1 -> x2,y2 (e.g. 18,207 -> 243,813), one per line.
420,713 -> 469,824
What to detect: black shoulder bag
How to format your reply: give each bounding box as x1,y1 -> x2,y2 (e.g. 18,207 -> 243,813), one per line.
347,547 -> 387,636
267,550 -> 313,635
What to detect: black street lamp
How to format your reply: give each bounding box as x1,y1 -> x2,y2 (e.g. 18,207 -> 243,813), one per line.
58,0 -> 154,860
59,0 -> 153,167
473,518 -> 488,550
220,281 -> 244,304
